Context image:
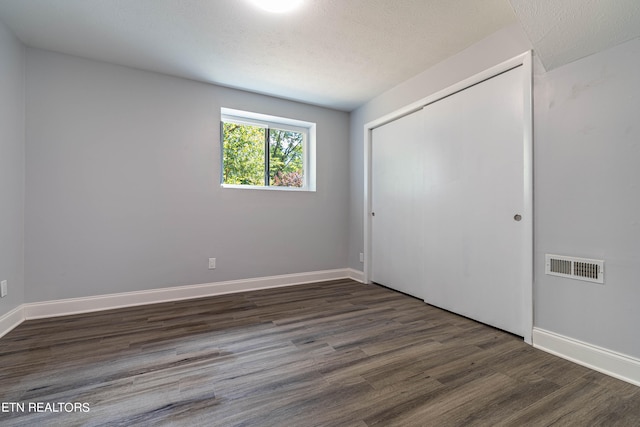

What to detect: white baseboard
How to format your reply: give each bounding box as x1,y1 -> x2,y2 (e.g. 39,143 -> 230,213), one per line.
0,305 -> 25,339
347,268 -> 365,283
22,268 -> 354,320
533,327 -> 640,387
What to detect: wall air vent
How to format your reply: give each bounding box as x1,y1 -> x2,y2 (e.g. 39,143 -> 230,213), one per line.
545,254 -> 604,284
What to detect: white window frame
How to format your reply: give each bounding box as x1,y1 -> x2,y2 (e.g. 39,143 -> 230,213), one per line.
220,108 -> 316,192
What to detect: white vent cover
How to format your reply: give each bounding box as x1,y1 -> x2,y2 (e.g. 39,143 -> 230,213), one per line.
545,254 -> 604,284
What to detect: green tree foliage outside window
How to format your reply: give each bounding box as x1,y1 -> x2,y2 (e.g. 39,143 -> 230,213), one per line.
223,122 -> 304,188
268,129 -> 303,187
222,122 -> 265,186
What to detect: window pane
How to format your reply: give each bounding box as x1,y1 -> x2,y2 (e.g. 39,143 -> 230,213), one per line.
269,128 -> 304,187
222,122 -> 266,185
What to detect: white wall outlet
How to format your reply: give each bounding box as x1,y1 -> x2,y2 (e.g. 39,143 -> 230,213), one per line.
359,253 -> 364,263
208,258 -> 216,270
1,280 -> 7,298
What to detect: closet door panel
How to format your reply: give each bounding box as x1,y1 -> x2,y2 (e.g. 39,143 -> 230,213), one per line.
420,66 -> 525,336
371,109 -> 425,299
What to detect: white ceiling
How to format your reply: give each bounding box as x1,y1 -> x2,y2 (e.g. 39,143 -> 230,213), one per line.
510,0 -> 640,71
0,0 -> 517,110
0,1 -> 638,111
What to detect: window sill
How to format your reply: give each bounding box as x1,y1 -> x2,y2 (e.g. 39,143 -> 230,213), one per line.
221,184 -> 316,192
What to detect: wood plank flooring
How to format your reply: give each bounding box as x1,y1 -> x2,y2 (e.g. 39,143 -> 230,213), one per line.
1,279 -> 639,426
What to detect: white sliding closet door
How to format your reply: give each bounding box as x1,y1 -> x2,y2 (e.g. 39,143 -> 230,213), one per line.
371,65 -> 526,336
421,66 -> 525,336
371,109 -> 425,299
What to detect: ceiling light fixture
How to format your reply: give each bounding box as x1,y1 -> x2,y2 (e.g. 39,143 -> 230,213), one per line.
249,0 -> 303,13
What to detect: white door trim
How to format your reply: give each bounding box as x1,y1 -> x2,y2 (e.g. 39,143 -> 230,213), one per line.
363,51 -> 533,344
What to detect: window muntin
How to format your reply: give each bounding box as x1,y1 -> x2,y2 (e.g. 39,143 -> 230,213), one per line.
221,109 -> 315,191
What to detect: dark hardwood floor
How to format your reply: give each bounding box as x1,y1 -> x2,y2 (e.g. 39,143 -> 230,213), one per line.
1,279 -> 639,426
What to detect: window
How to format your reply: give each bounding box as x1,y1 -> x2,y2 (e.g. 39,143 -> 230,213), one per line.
221,108 -> 316,191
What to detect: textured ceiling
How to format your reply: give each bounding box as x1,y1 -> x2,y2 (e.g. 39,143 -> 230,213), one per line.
510,0 -> 640,71
0,1 -> 638,111
0,0 -> 516,111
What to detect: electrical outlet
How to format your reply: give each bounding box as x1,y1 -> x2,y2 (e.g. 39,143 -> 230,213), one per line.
208,258 -> 216,270
1,280 -> 7,298
359,253 -> 364,263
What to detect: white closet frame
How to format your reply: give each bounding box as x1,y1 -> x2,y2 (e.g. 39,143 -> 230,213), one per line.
362,51 -> 533,344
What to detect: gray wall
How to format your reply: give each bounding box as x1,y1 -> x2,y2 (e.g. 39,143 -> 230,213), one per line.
0,18 -> 25,317
534,37 -> 640,358
25,48 -> 350,302
349,24 -> 640,359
